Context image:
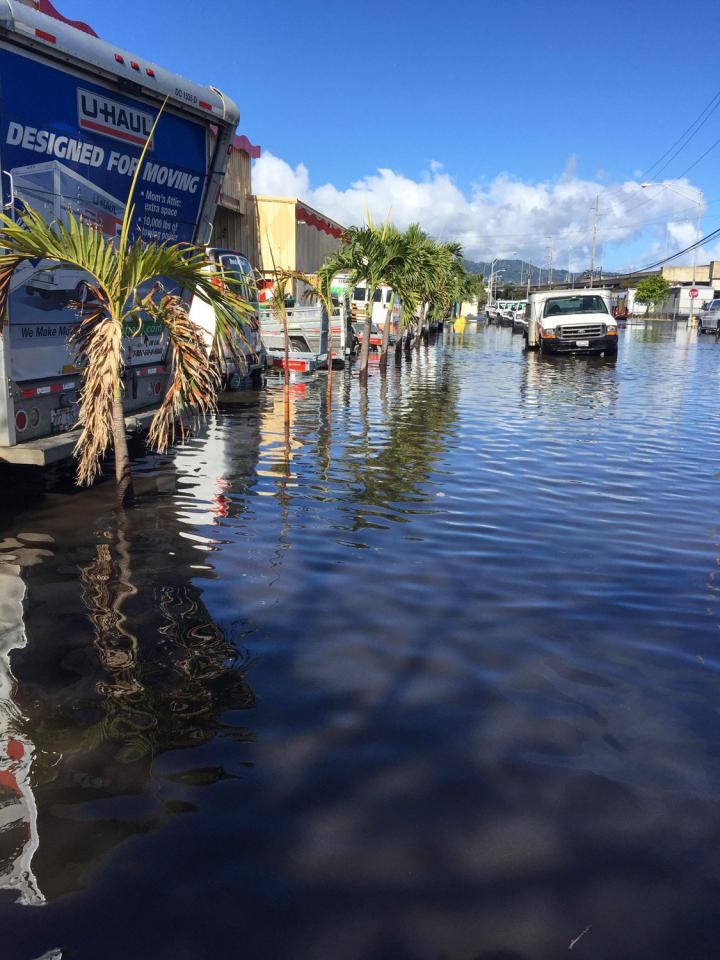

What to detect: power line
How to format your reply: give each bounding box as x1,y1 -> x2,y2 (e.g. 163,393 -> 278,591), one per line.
627,223 -> 720,276
674,132 -> 720,180
645,88 -> 720,181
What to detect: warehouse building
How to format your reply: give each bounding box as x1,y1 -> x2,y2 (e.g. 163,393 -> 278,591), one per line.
212,134 -> 261,261
252,195 -> 345,279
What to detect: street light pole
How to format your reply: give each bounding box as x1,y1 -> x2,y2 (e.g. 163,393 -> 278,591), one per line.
590,194 -> 600,289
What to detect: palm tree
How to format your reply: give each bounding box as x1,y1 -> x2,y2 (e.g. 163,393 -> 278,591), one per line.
376,225 -> 424,369
0,205 -> 251,505
328,219 -> 407,381
427,240 -> 466,328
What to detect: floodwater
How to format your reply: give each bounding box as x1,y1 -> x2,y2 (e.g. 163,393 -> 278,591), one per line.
2,321 -> 720,960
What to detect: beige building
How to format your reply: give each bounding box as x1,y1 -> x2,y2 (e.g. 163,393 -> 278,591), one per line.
252,196 -> 346,279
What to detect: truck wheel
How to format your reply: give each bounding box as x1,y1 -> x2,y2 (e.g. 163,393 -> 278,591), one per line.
39,290 -> 52,300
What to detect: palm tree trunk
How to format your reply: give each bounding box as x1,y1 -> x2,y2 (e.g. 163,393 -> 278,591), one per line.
415,303 -> 426,350
111,391 -> 134,505
358,287 -> 375,381
326,303 -> 334,404
283,303 -> 290,427
379,293 -> 395,370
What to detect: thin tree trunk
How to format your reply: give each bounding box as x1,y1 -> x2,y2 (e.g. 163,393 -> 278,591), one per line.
358,287 -> 375,382
326,301 -> 333,405
379,293 -> 395,371
111,391 -> 134,506
415,303 -> 426,350
283,303 -> 290,427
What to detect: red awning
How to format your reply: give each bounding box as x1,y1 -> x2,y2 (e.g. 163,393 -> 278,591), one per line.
232,134 -> 261,159
37,0 -> 98,36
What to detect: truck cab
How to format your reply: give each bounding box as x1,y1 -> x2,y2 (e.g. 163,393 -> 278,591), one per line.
698,298 -> 720,335
527,289 -> 618,355
189,249 -> 265,388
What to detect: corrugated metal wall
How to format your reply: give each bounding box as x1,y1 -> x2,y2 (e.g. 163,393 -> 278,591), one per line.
212,147 -> 258,262
253,197 -> 296,273
219,149 -> 252,214
295,219 -> 343,274
213,207 -> 257,262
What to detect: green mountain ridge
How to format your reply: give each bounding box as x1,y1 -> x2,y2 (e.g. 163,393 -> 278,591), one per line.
464,258 -> 571,285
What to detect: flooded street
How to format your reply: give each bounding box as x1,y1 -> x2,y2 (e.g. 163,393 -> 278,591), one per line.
3,321 -> 720,960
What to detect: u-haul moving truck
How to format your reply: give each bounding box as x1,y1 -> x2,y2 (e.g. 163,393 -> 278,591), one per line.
0,2 -> 239,461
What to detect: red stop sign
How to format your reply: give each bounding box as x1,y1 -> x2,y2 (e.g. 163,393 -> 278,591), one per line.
690,287 -> 699,299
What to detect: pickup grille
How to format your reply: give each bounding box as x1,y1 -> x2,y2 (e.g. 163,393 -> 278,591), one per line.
557,323 -> 605,340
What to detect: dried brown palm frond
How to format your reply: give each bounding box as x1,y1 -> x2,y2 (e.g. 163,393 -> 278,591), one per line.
147,294 -> 221,452
70,303 -> 123,486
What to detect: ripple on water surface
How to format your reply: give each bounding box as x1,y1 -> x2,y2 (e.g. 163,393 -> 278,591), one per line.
1,322 -> 720,960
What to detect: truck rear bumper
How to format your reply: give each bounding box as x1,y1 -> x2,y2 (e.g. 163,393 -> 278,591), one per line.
0,407 -> 158,466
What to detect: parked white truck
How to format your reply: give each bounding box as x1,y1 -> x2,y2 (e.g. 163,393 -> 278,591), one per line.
526,289 -> 618,356
0,2 -> 239,463
189,249 -> 265,388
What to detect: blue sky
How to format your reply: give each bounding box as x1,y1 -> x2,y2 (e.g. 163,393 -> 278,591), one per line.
62,0 -> 720,270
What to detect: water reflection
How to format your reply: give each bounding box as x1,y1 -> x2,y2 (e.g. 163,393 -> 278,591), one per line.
1,469 -> 256,910
520,349 -> 619,417
0,554 -> 42,906
1,325 -> 720,959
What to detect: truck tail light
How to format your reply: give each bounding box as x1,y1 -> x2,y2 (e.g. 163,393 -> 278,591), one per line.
15,410 -> 28,432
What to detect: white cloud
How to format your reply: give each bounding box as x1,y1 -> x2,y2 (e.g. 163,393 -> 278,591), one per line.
252,151 -> 708,271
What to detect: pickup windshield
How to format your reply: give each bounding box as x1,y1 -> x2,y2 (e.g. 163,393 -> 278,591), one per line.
543,295 -> 608,318
219,254 -> 257,303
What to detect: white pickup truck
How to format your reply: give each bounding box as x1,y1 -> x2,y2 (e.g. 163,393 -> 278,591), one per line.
526,288 -> 618,356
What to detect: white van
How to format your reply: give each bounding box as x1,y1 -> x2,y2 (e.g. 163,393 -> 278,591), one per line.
351,282 -> 398,337
189,249 -> 265,388
526,288 -> 618,355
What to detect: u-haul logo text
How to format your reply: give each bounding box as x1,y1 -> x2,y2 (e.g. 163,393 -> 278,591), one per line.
77,89 -> 155,149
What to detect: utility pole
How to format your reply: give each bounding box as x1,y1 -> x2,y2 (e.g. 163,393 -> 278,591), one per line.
690,200 -> 701,324
590,193 -> 599,289
547,238 -> 555,287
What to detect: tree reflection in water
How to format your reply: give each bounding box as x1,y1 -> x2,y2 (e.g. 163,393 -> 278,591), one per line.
346,352 -> 460,525
1,474 -> 256,904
